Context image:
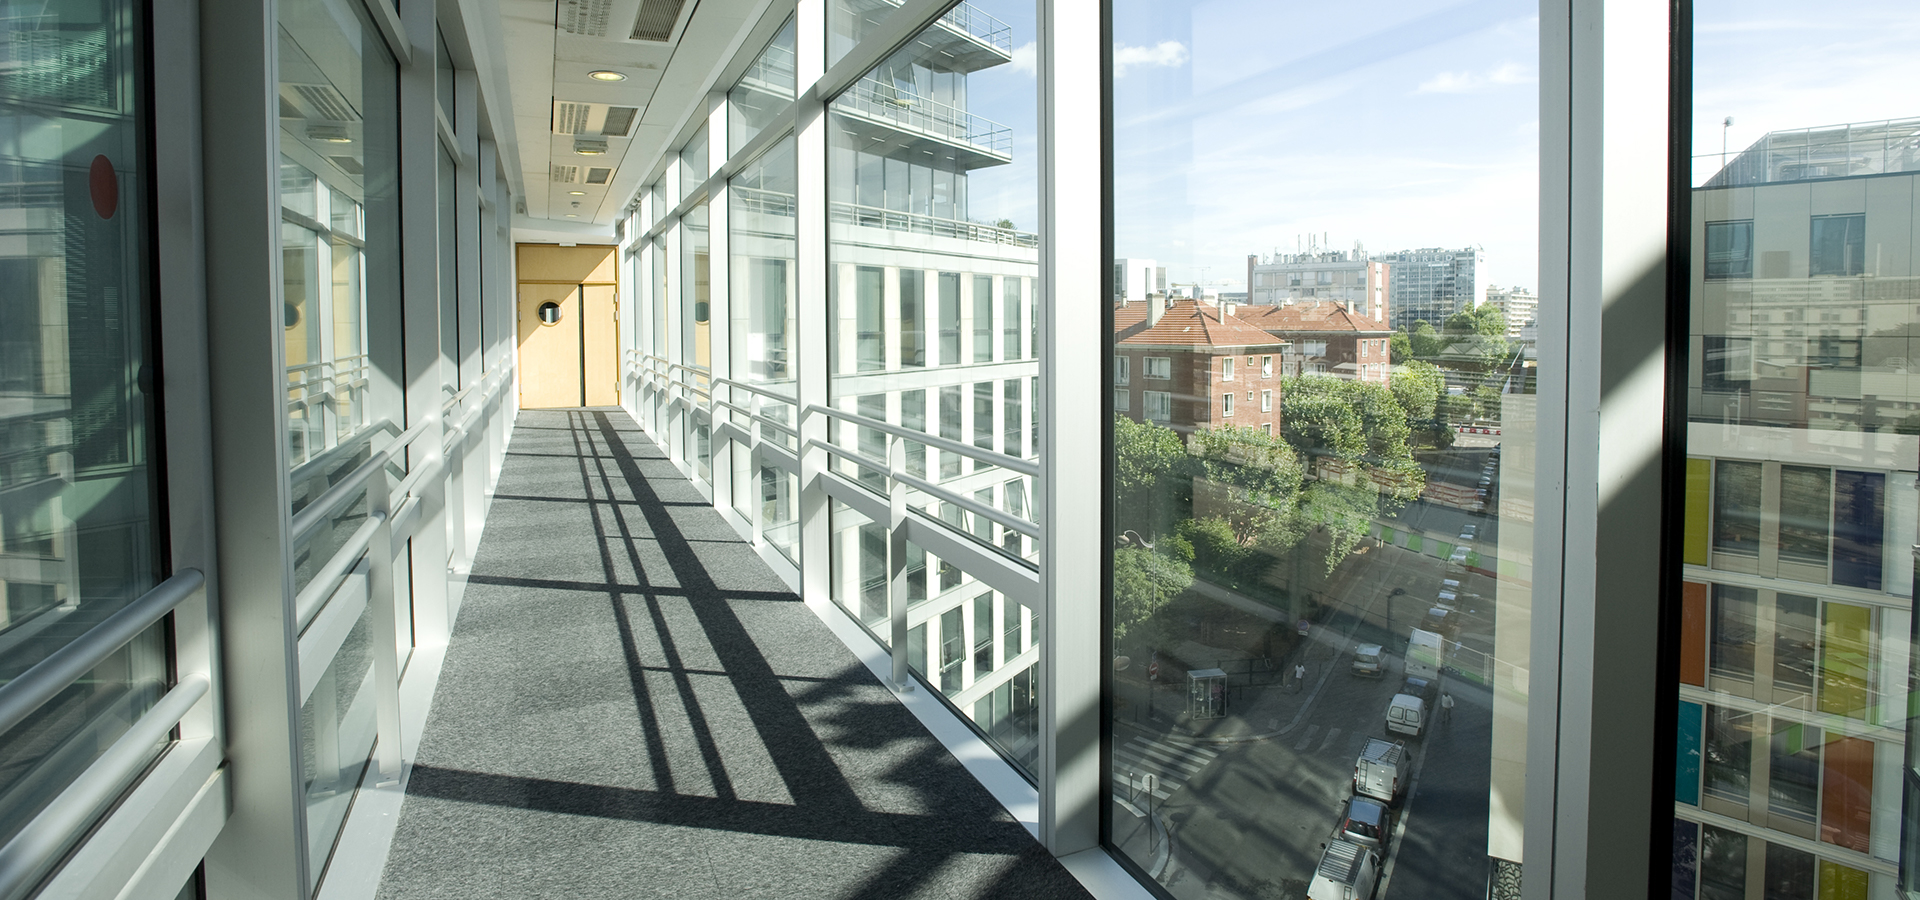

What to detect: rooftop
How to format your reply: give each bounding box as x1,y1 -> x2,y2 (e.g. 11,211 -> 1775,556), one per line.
1702,116 -> 1920,187
1238,302 -> 1392,335
1114,298 -> 1292,349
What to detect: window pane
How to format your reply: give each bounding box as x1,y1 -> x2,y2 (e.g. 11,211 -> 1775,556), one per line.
0,0 -> 166,861
1106,0 -> 1538,892
824,0 -> 1040,744
276,0 -> 402,883
729,17 -> 796,153
1679,5 -> 1919,892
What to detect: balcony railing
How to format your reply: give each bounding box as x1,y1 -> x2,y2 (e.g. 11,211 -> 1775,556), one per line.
1703,117 -> 1920,187
833,76 -> 1012,157
831,200 -> 1038,248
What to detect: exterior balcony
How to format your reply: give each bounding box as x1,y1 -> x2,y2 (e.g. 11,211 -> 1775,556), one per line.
831,76 -> 1012,171
843,0 -> 1014,73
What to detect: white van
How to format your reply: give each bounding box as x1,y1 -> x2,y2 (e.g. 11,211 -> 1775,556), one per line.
1307,839 -> 1381,900
1386,693 -> 1425,737
1352,738 -> 1406,802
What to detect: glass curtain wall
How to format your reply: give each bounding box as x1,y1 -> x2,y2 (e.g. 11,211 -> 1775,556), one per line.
0,0 -> 167,865
274,0 -> 400,885
728,133 -> 798,560
1104,1 -> 1540,897
823,0 -> 1041,776
1672,3 -> 1920,899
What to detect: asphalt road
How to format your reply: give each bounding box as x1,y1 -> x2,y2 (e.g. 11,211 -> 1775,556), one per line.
1119,517 -> 1504,899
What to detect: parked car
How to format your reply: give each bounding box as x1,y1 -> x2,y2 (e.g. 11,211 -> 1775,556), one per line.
1386,693 -> 1425,737
1340,795 -> 1395,849
1351,644 -> 1384,677
1308,839 -> 1381,900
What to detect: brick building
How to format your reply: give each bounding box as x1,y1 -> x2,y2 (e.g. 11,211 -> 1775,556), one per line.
1238,301 -> 1395,383
1113,297 -> 1291,435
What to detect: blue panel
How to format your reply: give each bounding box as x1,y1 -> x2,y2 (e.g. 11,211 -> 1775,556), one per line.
1673,818 -> 1699,900
1834,471 -> 1884,590
1676,700 -> 1703,806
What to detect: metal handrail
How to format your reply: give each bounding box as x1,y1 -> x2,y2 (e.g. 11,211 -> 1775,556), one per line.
805,403 -> 1038,476
0,569 -> 205,739
804,439 -> 1037,539
288,417 -> 395,488
290,416 -> 431,547
294,513 -> 388,632
0,674 -> 210,900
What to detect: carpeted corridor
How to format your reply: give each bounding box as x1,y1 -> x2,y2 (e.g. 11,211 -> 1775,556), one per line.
374,408 -> 1090,900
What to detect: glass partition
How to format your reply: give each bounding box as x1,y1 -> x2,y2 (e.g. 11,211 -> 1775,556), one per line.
275,0 -> 401,883
729,19 -> 796,154
1675,4 -> 1919,898
0,0 -> 167,863
1105,1 -> 1540,895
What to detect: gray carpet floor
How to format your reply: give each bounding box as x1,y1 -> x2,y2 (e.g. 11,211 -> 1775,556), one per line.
374,408 -> 1092,900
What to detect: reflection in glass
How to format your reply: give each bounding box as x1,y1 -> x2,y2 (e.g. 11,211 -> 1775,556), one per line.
1681,5 -> 1920,897
729,18 -> 796,153
1106,0 -> 1538,894
0,0 -> 165,854
276,0 -> 401,882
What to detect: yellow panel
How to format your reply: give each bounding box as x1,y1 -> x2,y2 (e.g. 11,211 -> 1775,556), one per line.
516,244 -> 618,284
1817,859 -> 1867,900
1819,602 -> 1873,719
518,284 -> 583,408
582,284 -> 619,406
1684,458 -> 1710,566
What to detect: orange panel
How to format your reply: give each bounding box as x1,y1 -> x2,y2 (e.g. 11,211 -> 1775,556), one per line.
581,284 -> 619,407
1820,735 -> 1873,852
1680,582 -> 1707,687
517,284 -> 583,408
516,243 -> 618,284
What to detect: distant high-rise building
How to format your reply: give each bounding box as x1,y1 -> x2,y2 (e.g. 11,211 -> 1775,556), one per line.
1484,285 -> 1538,338
1113,257 -> 1165,304
1374,246 -> 1484,332
1245,248 -> 1391,323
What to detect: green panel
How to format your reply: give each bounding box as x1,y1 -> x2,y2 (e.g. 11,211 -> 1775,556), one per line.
1684,458 -> 1711,566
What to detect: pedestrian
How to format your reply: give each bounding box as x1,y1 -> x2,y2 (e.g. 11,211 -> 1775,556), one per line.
1293,663 -> 1306,693
1441,691 -> 1455,726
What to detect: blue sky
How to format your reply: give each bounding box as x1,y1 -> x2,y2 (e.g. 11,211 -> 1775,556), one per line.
1693,0 -> 1920,186
1111,0 -> 1540,296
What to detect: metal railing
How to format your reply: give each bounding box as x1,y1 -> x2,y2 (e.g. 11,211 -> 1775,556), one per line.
0,569 -> 206,900
831,76 -> 1012,156
830,200 -> 1037,248
805,403 -> 1039,540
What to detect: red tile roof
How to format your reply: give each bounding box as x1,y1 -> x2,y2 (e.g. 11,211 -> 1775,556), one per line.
1238,302 -> 1392,334
1114,299 -> 1292,349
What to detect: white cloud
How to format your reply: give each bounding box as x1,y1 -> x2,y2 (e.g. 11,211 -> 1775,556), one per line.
1416,62 -> 1534,94
1009,41 -> 1037,77
1114,41 -> 1189,77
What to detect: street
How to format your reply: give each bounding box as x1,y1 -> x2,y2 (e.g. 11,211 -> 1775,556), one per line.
1112,493 -> 1505,899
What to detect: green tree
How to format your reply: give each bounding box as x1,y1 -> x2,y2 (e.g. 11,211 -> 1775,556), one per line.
1113,415 -> 1190,538
1389,330 -> 1412,364
1390,359 -> 1443,422
1409,320 -> 1446,359
1112,546 -> 1192,643
1472,384 -> 1503,422
1186,424 -> 1305,547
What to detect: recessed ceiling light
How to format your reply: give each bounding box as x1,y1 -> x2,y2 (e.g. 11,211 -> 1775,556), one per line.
566,214 -> 579,217
568,190 -> 587,195
588,70 -> 625,82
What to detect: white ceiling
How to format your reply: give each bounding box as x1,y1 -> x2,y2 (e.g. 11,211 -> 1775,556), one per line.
498,0 -> 771,233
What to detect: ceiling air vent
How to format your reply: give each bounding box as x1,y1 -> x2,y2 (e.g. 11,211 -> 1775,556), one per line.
585,167 -> 613,185
283,83 -> 359,122
600,106 -> 638,137
550,164 -> 580,183
553,101 -> 592,135
558,0 -> 612,36
629,0 -> 687,41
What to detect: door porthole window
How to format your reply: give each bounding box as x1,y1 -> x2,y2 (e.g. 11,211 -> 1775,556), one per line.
538,301 -> 563,325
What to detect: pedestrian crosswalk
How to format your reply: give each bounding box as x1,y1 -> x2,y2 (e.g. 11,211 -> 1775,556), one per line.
1111,735 -> 1222,802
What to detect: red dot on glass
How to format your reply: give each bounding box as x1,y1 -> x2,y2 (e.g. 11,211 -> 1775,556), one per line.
89,155 -> 118,219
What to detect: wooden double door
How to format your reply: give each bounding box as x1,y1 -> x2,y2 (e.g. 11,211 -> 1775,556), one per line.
516,244 -> 618,408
